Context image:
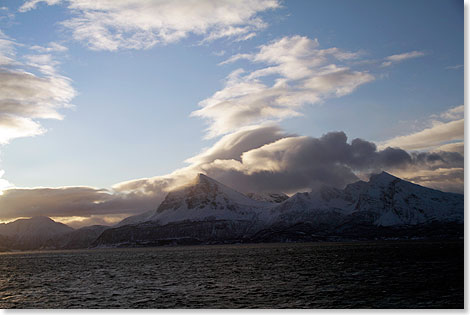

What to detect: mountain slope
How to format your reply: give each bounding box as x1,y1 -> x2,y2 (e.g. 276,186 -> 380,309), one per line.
245,192 -> 289,203
46,225 -> 110,249
114,209 -> 156,227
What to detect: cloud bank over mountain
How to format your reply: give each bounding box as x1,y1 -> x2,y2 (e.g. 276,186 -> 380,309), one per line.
0,127 -> 462,225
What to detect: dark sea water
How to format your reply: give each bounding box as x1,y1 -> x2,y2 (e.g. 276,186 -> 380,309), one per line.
0,241 -> 463,309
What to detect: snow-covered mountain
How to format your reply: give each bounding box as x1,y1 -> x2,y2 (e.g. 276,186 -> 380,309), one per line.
148,173 -> 273,225
269,171 -> 463,227
1,172 -> 462,250
95,172 -> 463,247
94,174 -> 276,246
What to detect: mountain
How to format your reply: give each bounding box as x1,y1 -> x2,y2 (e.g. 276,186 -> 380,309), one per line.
0,172 -> 463,250
252,172 -> 463,242
94,174 -> 274,247
0,216 -> 74,250
95,172 -> 463,247
268,171 -> 463,227
147,173 -> 273,224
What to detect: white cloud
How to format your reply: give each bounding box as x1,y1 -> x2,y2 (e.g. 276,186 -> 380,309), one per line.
445,64 -> 463,70
0,32 -> 75,145
439,104 -> 464,121
391,168 -> 464,194
30,42 -> 68,53
0,31 -> 76,200
186,124 -> 286,165
381,50 -> 425,67
20,0 -> 280,51
212,50 -> 226,57
18,0 -> 62,12
381,119 -> 464,151
380,105 -> 464,151
0,170 -> 12,193
432,142 -> 464,155
193,36 -> 374,138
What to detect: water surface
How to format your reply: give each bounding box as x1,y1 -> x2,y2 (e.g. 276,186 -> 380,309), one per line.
0,241 -> 463,308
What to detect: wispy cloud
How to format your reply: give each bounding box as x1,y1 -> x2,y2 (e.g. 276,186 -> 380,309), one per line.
445,64 -> 463,70
193,36 -> 374,138
18,0 -> 62,12
20,0 -> 280,51
30,42 -> 68,53
380,105 -> 464,151
0,33 -> 75,144
381,50 -> 425,67
0,31 -> 76,196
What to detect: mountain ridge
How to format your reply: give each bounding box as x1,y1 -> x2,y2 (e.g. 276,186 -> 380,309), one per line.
93,172 -> 463,247
0,172 -> 464,250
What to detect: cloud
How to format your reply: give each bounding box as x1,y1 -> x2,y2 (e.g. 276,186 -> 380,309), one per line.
186,124 -> 287,165
439,104 -> 464,121
30,42 -> 68,53
193,36 -> 374,138
380,105 -> 464,151
445,64 -> 463,70
381,50 -> 425,67
0,127 -> 462,224
0,32 -> 75,145
0,31 -> 76,203
392,168 -> 464,194
0,185 -> 163,220
197,132 -> 462,194
0,170 -> 12,192
212,50 -> 226,57
20,0 -> 280,51
382,119 -> 463,151
432,142 -> 464,155
18,0 -> 62,12
117,129 -> 464,198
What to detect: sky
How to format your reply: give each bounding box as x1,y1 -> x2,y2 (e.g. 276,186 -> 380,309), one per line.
0,0 -> 464,227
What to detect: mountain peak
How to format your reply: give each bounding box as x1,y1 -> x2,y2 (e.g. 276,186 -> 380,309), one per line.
194,173 -> 213,184
29,216 -> 55,223
369,171 -> 399,184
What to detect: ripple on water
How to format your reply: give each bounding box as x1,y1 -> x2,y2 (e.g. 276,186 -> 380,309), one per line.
0,241 -> 463,308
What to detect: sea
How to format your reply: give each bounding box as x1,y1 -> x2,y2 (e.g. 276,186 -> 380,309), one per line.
0,240 -> 463,309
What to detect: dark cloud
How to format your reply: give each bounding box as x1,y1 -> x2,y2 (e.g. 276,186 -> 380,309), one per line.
0,186 -> 163,220
200,131 -> 463,194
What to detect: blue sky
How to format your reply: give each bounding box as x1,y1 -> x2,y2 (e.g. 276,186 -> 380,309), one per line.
0,0 -> 463,226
